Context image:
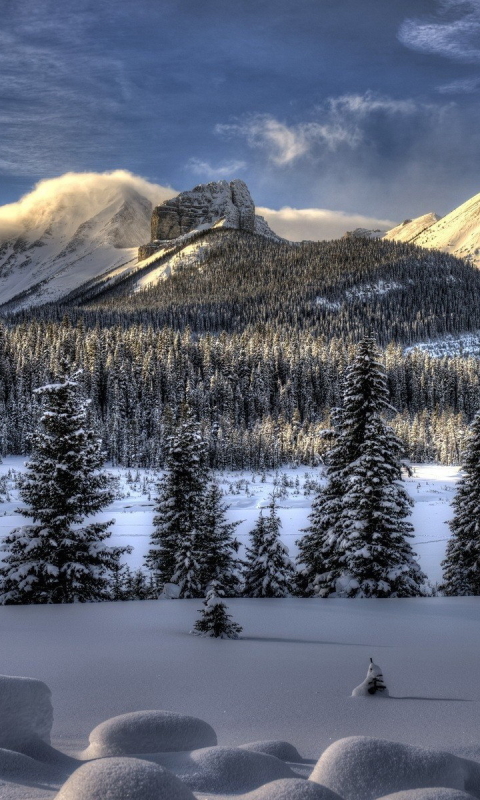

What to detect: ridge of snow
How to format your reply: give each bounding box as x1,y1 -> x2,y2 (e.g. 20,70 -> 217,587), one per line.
383,214 -> 441,244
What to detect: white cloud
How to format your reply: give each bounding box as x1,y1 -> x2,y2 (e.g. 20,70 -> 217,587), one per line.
399,0 -> 480,62
217,93 -> 424,166
257,206 -> 397,242
186,158 -> 247,179
0,170 -> 176,240
437,75 -> 480,92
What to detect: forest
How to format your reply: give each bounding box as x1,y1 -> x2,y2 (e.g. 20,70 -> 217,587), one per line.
1,231 -> 479,468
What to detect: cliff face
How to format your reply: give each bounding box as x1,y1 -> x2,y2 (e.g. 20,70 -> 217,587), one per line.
150,179 -> 256,240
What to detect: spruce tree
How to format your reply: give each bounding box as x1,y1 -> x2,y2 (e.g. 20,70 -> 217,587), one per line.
0,367 -> 127,604
145,404 -> 209,591
441,411 -> 480,595
243,493 -> 296,597
297,336 -> 426,598
199,482 -> 241,596
193,580 -> 243,639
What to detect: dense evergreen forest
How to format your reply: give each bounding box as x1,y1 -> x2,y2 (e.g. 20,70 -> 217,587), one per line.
1,231 -> 480,468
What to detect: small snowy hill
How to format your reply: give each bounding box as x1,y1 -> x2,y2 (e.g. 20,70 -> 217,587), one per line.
0,171 -> 176,311
383,213 -> 441,244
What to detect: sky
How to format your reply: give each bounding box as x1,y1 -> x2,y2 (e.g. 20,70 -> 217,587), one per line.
1,0 -> 480,238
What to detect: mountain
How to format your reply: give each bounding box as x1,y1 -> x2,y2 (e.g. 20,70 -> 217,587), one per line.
0,176 -> 283,311
383,192 -> 480,268
383,213 -> 441,244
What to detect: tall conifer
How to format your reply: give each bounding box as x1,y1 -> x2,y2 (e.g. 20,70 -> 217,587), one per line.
442,411 -> 480,595
0,367 -> 125,604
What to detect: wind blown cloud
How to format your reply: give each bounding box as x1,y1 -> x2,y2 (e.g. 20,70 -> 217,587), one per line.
217,93 -> 423,166
186,159 -> 247,179
0,170 -> 176,241
257,206 -> 397,242
399,0 -> 480,63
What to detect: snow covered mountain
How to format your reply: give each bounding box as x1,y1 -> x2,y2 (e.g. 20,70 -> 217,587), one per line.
383,213 -> 441,244
0,171 -> 177,310
383,193 -> 480,268
0,175 -> 283,310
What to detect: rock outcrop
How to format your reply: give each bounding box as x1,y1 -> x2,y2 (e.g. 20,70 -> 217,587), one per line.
151,180 -> 255,241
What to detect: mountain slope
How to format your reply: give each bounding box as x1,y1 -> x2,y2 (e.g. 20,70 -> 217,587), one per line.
414,193 -> 480,266
383,213 -> 441,244
0,171 -> 177,311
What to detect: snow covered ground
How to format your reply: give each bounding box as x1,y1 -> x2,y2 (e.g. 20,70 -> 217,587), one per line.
0,457 -> 458,589
0,458 -> 475,800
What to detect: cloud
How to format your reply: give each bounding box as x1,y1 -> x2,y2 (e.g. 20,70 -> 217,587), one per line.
257,206 -> 397,242
0,170 -> 176,240
216,93 -> 423,166
437,75 -> 480,92
399,0 -> 480,63
186,158 -> 247,179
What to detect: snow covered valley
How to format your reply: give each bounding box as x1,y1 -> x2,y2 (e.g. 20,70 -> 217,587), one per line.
1,459 -> 479,800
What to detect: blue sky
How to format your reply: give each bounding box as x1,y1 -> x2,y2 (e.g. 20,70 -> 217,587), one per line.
2,0 -> 480,224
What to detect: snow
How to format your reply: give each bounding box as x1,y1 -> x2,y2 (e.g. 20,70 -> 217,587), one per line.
240,778 -> 344,800
239,741 -> 304,762
376,791 -> 475,800
0,675 -> 53,751
309,737 -> 468,800
147,746 -> 295,792
383,214 -> 441,245
55,757 -> 196,800
83,710 -> 217,758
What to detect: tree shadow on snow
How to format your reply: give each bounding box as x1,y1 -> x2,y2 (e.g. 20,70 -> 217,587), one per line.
389,695 -> 470,702
241,636 -> 392,647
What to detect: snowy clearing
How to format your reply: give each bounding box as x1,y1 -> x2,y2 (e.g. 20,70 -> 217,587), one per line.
0,459 -> 459,588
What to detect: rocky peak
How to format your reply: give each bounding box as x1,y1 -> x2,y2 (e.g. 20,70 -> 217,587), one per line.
150,179 -> 255,241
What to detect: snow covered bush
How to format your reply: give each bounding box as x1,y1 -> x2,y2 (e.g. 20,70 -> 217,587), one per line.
352,658 -> 388,697
83,709 -> 217,758
309,736 -> 468,800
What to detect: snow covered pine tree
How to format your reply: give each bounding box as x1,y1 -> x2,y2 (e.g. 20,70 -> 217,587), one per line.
297,336 -> 427,598
0,365 -> 127,604
145,404 -> 209,596
442,411 -> 480,595
193,580 -> 242,639
243,492 -> 296,597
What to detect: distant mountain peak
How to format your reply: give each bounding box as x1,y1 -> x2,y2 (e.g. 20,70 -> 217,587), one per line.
383,213 -> 441,244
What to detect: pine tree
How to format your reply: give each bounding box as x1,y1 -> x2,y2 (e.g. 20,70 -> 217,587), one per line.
297,336 -> 427,598
0,366 -> 127,604
199,482 -> 241,596
145,404 -> 209,591
441,411 -> 480,595
193,580 -> 243,639
243,493 -> 296,597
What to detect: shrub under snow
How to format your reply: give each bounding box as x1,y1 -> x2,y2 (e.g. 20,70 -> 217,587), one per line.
83,710 -> 217,758
309,736 -> 468,800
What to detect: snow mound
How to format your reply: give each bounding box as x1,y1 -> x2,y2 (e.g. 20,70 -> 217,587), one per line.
83,710 -> 217,757
156,746 -> 295,792
376,790 -> 475,799
0,674 -> 53,751
0,747 -> 61,786
239,740 -> 304,762
309,737 -> 467,800
241,777 -> 344,800
55,757 -> 195,800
